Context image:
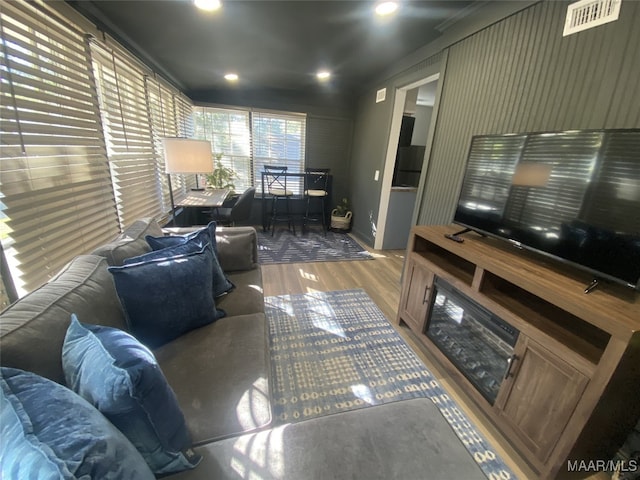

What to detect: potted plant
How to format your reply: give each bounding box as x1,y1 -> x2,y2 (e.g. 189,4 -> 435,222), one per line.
330,197 -> 352,231
206,153 -> 237,194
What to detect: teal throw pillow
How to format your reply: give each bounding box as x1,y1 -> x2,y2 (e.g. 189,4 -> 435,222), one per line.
62,316 -> 201,475
145,221 -> 234,298
109,244 -> 225,348
1,367 -> 155,480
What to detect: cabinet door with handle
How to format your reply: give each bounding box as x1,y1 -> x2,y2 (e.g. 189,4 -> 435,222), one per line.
494,336 -> 589,464
398,257 -> 434,334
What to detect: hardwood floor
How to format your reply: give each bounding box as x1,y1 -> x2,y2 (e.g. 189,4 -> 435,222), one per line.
261,235 -> 607,480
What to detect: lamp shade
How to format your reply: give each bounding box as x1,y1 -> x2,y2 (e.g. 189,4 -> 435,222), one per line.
163,138 -> 213,174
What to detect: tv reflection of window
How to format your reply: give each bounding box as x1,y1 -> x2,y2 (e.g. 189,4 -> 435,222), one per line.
458,136 -> 524,217
454,129 -> 640,290
504,152 -> 596,231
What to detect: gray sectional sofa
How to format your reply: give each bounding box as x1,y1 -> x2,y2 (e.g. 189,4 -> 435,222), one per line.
0,218 -> 271,449
0,217 -> 488,479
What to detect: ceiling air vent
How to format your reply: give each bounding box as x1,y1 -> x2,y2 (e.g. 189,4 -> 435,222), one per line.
563,0 -> 622,36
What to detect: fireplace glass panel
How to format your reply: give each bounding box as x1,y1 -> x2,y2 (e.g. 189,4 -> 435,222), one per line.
426,278 -> 519,404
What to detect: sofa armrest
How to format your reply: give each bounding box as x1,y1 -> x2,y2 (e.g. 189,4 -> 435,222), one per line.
162,225 -> 258,272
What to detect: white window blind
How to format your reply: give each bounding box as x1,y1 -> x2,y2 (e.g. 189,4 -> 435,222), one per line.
175,94 -> 194,138
252,110 -> 306,194
90,40 -> 161,229
0,1 -> 119,295
172,92 -> 197,193
146,76 -> 177,213
193,106 -> 252,192
146,78 -> 196,211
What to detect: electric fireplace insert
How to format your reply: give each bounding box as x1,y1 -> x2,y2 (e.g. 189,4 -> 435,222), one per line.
426,278 -> 519,405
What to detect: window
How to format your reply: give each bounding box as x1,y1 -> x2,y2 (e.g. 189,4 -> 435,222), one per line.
193,106 -> 306,193
146,77 -> 195,213
90,40 -> 194,229
0,2 -> 193,298
252,110 -> 306,194
0,1 -> 119,295
90,41 -> 161,229
193,107 -> 251,192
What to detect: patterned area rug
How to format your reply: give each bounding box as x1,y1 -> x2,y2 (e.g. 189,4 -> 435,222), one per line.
265,289 -> 518,480
257,229 -> 373,264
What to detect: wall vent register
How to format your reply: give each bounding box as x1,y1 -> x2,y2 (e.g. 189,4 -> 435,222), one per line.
563,0 -> 621,36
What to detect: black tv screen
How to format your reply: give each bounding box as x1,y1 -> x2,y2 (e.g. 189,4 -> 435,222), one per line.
454,129 -> 640,291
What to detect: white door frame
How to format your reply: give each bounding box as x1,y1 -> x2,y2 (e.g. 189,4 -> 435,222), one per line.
374,73 -> 439,250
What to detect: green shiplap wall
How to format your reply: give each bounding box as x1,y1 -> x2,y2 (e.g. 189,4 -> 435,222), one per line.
417,0 -> 640,225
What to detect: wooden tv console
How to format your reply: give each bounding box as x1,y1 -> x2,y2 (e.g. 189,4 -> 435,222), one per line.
397,225 -> 640,479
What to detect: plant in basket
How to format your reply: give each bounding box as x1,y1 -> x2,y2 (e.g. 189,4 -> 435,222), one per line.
330,197 -> 352,231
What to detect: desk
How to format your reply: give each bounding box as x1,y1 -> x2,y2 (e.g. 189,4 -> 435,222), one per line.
176,188 -> 230,208
174,189 -> 231,226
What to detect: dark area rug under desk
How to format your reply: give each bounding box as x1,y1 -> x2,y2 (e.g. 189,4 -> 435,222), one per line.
257,229 -> 373,264
265,289 -> 518,480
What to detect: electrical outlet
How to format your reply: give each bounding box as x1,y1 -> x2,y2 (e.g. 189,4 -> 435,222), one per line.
374,170 -> 380,181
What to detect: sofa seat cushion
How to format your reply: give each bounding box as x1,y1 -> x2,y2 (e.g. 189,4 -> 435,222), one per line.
109,245 -> 224,349
154,313 -> 271,444
0,255 -> 127,384
1,367 -> 155,480
169,398 -> 487,480
62,316 -> 200,475
91,217 -> 163,266
216,269 -> 264,317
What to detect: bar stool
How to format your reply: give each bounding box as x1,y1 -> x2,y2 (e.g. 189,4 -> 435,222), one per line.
263,165 -> 295,236
302,168 -> 330,234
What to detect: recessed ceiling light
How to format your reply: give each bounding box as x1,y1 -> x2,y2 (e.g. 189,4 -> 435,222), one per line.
224,73 -> 238,81
375,1 -> 398,16
317,71 -> 331,80
194,0 -> 221,12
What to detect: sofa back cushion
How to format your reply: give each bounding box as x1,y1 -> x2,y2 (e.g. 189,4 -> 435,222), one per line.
91,217 -> 163,266
0,255 -> 126,384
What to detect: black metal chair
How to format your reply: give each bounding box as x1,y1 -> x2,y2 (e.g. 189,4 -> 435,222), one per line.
211,187 -> 255,226
302,168 -> 330,234
263,165 -> 295,235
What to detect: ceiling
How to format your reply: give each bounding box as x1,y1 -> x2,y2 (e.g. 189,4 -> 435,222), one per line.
68,0 -> 475,98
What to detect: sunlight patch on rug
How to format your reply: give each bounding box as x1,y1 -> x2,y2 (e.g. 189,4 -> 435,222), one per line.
265,289 -> 518,480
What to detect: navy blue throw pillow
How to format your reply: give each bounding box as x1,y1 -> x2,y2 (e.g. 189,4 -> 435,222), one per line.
62,316 -> 201,475
145,222 -> 233,298
147,221 -> 218,252
1,367 -> 155,480
109,244 -> 225,348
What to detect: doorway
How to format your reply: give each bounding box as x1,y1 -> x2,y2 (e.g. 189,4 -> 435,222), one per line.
375,74 -> 439,250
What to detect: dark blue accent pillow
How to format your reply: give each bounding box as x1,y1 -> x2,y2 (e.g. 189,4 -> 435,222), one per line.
62,316 -> 201,475
147,221 -> 218,252
109,244 -> 225,348
1,367 -> 155,480
145,222 -> 233,298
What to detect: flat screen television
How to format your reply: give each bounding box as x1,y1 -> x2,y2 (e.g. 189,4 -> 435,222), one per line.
453,129 -> 640,291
